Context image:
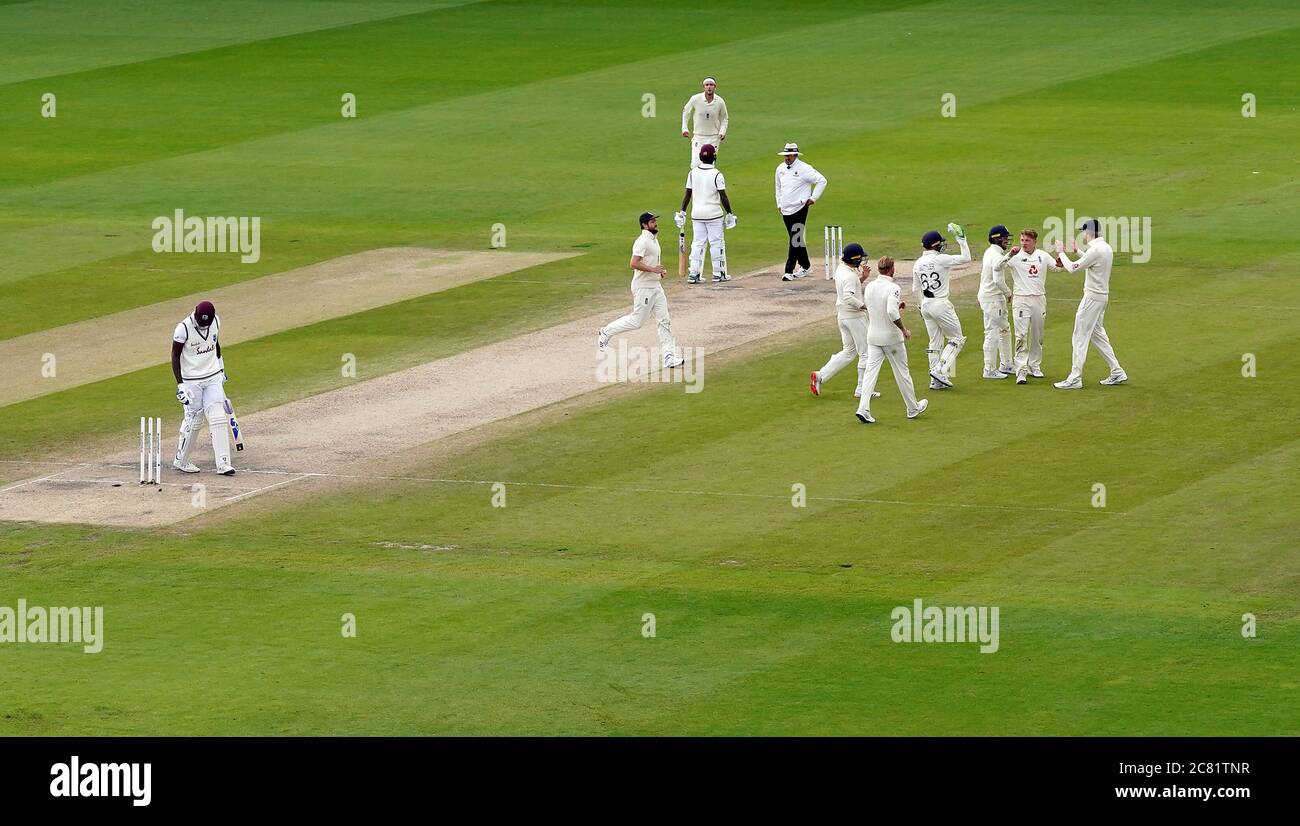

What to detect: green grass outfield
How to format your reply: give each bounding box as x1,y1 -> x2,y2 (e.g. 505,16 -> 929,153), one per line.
0,0 -> 1297,734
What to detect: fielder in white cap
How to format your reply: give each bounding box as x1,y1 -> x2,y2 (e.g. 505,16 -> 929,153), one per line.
774,142 -> 827,280
681,77 -> 728,168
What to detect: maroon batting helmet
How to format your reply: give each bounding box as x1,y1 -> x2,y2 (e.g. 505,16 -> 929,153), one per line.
194,300 -> 216,327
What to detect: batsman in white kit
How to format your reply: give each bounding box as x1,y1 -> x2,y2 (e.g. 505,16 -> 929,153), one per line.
675,143 -> 735,284
856,256 -> 928,424
681,76 -> 728,168
997,228 -> 1060,384
597,212 -> 684,369
913,224 -> 970,390
978,225 -> 1015,379
171,300 -> 237,475
809,242 -> 880,401
1052,218 -> 1128,389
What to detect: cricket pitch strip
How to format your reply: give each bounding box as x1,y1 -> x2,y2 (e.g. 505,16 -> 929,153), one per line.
0,258 -> 973,527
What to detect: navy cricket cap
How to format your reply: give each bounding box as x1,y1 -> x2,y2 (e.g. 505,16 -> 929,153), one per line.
988,225 -> 1011,243
639,212 -> 658,227
1077,217 -> 1101,234
922,230 -> 944,250
842,242 -> 868,264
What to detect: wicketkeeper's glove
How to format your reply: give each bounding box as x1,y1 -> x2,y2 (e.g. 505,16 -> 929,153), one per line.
947,222 -> 966,240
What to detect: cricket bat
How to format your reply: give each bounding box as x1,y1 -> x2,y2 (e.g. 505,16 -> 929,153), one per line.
678,227 -> 687,276
224,398 -> 244,451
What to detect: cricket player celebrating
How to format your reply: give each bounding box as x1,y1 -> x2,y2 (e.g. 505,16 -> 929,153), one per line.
855,257 -> 928,424
998,228 -> 1060,384
681,76 -> 728,168
978,225 -> 1014,379
675,144 -> 735,284
597,212 -> 684,369
913,224 -> 970,390
809,242 -> 880,400
1052,218 -> 1128,389
171,300 -> 235,475
774,143 -> 827,281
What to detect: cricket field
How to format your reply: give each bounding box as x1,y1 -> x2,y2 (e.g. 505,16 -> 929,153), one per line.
0,0 -> 1296,736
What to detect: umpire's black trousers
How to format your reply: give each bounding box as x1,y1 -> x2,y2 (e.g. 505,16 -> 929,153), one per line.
782,204 -> 811,274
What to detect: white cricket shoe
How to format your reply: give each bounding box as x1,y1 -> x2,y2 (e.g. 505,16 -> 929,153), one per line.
216,463 -> 236,476
1015,368 -> 1028,385
929,370 -> 953,388
596,329 -> 610,354
855,410 -> 875,424
1100,370 -> 1128,386
1030,367 -> 1044,378
172,458 -> 200,474
1054,376 -> 1083,390
687,274 -> 703,284
782,273 -> 795,282
792,267 -> 810,279
907,399 -> 929,419
810,371 -> 821,396
983,369 -> 1009,380
664,355 -> 686,369
998,365 -> 1015,375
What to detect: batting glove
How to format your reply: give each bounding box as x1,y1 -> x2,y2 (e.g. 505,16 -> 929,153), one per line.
674,211 -> 686,229
724,213 -> 737,230
176,384 -> 192,405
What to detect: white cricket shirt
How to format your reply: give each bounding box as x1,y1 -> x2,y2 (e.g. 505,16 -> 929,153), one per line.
630,229 -> 663,290
978,244 -> 1012,303
865,275 -> 905,346
833,262 -> 866,320
686,164 -> 726,220
774,159 -> 827,216
1060,236 -> 1114,300
173,314 -> 223,380
912,238 -> 970,301
1003,248 -> 1058,296
681,93 -> 728,137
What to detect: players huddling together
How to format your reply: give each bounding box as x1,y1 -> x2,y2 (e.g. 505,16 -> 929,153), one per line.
592,73 -> 1130,426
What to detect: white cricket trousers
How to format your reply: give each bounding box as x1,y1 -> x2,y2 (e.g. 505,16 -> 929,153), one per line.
690,217 -> 726,279
1012,294 -> 1047,373
1068,294 -> 1122,379
690,134 -> 721,167
817,315 -> 870,393
600,285 -> 679,363
856,343 -> 921,417
919,297 -> 965,376
979,297 -> 1012,372
177,371 -> 232,468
